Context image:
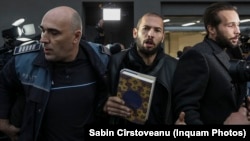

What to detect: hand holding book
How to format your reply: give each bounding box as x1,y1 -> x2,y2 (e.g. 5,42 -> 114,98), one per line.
116,68 -> 156,124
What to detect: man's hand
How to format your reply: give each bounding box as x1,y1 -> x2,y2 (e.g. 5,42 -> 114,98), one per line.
175,112 -> 186,125
103,96 -> 131,117
246,96 -> 250,120
238,96 -> 250,121
0,119 -> 20,141
224,107 -> 250,125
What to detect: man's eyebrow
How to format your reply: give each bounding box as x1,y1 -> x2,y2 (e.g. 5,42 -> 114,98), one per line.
38,26 -> 60,32
144,25 -> 162,30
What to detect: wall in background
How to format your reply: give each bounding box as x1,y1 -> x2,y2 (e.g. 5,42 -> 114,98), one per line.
0,0 -> 249,58
165,32 -> 204,58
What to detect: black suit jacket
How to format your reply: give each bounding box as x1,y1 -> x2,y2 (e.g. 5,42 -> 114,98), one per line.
173,37 -> 247,124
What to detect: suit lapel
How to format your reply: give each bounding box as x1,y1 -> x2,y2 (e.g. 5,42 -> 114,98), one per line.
214,51 -> 231,71
205,38 -> 231,71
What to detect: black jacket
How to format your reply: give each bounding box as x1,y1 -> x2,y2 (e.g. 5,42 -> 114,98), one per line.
108,45 -> 177,124
0,40 -> 109,141
172,37 -> 247,124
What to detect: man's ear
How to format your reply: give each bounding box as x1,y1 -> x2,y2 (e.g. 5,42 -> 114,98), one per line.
133,28 -> 138,38
74,30 -> 82,43
161,32 -> 165,43
207,25 -> 215,35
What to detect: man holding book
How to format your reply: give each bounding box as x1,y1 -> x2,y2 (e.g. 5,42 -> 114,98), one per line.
103,12 -> 179,125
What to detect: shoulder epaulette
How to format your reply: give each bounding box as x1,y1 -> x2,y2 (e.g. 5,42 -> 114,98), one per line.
13,41 -> 42,55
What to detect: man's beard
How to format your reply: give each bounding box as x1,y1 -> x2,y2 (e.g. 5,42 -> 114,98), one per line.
215,29 -> 239,49
135,38 -> 160,57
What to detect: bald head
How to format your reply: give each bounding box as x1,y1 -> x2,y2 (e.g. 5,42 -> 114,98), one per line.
40,6 -> 83,62
43,6 -> 82,32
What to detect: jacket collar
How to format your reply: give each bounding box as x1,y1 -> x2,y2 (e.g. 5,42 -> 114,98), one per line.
204,37 -> 231,71
33,50 -> 48,68
32,41 -> 107,77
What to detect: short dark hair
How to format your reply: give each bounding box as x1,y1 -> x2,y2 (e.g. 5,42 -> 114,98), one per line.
203,2 -> 237,33
109,43 -> 122,54
177,51 -> 183,57
136,12 -> 163,28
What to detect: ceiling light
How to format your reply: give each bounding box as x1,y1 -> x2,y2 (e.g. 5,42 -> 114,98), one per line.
240,19 -> 250,23
103,8 -> 121,21
163,19 -> 170,23
182,22 -> 196,27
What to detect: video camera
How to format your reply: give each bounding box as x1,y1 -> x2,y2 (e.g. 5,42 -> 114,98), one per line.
229,59 -> 250,82
239,28 -> 250,53
239,33 -> 250,53
228,28 -> 250,83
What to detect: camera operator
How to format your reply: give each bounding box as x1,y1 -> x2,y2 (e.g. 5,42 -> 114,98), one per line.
172,2 -> 250,124
93,19 -> 105,45
239,28 -> 250,56
0,33 -> 40,141
0,36 -> 18,70
0,30 -> 19,141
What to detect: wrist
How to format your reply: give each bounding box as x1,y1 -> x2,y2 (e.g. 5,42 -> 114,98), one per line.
0,119 -> 10,131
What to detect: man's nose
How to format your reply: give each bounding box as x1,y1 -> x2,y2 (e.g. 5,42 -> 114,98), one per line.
147,29 -> 154,38
235,25 -> 240,34
40,33 -> 48,43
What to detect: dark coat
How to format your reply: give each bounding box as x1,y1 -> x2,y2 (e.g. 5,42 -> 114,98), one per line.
108,45 -> 177,124
173,37 -> 247,124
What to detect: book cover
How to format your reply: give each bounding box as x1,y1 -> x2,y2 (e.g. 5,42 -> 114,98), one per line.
116,68 -> 156,124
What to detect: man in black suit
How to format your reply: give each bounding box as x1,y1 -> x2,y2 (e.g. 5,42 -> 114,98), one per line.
172,2 -> 250,124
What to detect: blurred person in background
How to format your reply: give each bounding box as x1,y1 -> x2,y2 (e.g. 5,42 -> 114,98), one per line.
94,19 -> 105,45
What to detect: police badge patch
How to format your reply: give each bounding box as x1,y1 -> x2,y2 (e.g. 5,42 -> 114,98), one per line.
13,41 -> 42,55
